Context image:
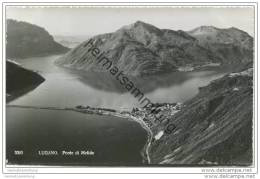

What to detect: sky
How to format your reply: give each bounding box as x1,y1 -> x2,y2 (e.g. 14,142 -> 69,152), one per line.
6,6 -> 255,37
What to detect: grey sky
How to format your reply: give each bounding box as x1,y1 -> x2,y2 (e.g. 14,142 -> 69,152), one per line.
6,6 -> 254,37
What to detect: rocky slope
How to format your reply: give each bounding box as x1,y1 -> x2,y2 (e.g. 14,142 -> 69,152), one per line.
57,21 -> 253,76
188,26 -> 253,64
145,67 -> 253,165
6,60 -> 45,101
6,19 -> 69,58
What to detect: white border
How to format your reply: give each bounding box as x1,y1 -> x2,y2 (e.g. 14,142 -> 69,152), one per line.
1,1 -> 258,175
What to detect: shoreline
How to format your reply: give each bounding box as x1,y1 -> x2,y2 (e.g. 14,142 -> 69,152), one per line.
7,104 -> 154,164
8,103 -> 184,165
6,84 -> 44,103
74,107 -> 155,164
119,115 -> 153,164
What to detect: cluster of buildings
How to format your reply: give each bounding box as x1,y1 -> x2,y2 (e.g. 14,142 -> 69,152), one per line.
131,102 -> 183,131
75,105 -> 116,115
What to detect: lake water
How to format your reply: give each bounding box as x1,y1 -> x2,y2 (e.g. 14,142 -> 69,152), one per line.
6,55 -> 228,165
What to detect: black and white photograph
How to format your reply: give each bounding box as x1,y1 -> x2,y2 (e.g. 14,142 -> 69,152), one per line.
1,1 -> 258,177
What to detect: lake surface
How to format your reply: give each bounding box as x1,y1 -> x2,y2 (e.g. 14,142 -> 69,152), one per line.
6,55 -> 228,165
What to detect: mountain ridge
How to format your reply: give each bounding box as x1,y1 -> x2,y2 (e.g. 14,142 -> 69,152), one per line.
6,19 -> 69,58
57,21 -> 253,76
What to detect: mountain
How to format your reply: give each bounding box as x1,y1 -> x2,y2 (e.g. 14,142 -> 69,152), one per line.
6,60 -> 45,101
147,67 -> 253,165
6,19 -> 69,58
188,26 -> 253,63
54,35 -> 90,48
57,21 -> 253,76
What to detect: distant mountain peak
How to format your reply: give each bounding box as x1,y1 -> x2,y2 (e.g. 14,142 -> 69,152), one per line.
199,25 -> 217,29
133,20 -> 146,25
120,20 -> 161,34
189,25 -> 251,37
228,26 -> 249,34
6,19 -> 69,58
188,26 -> 219,35
187,24 -> 253,57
